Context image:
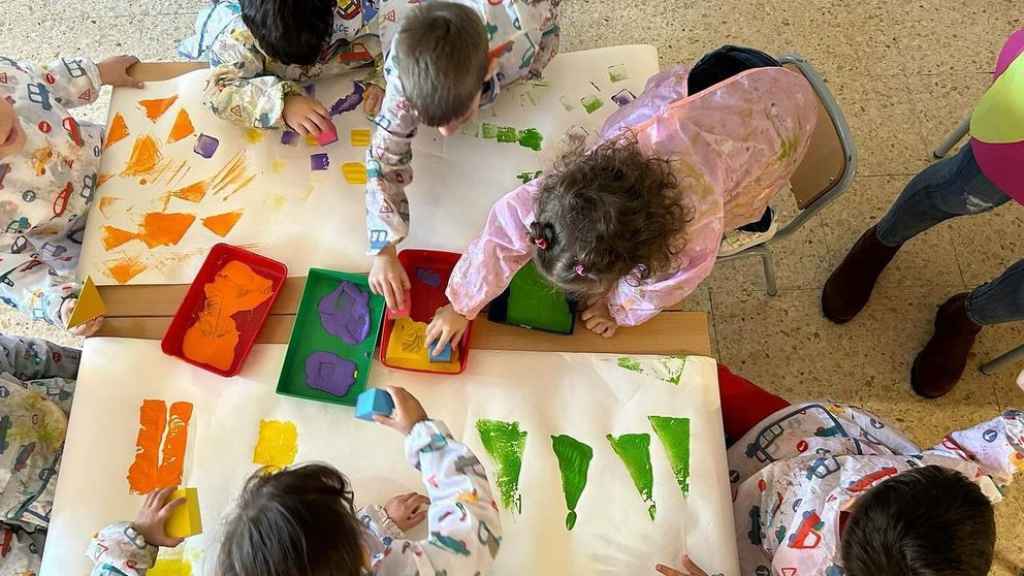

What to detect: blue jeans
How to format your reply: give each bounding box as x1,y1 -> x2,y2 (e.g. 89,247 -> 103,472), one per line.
876,144 -> 1023,326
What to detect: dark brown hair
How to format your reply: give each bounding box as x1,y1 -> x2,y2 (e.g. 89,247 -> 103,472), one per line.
842,465 -> 995,576
240,0 -> 334,66
217,464 -> 366,576
396,2 -> 489,127
531,133 -> 690,296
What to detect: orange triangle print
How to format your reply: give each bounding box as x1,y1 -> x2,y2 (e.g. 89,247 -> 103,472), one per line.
202,211 -> 243,237
167,108 -> 195,143
104,113 -> 129,150
138,95 -> 179,122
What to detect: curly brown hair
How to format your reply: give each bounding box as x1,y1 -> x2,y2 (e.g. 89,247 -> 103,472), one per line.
531,133 -> 691,296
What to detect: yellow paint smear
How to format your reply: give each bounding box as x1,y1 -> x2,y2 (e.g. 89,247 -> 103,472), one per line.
270,159 -> 287,174
138,212 -> 196,248
341,162 -> 367,184
102,226 -> 137,250
168,109 -> 195,143
350,129 -> 371,147
149,557 -> 192,576
139,95 -> 179,122
105,113 -> 129,150
253,419 -> 298,470
244,128 -> 265,143
107,257 -> 147,284
385,317 -> 461,373
304,134 -> 318,147
202,211 -> 243,237
123,136 -> 162,177
98,196 -> 121,218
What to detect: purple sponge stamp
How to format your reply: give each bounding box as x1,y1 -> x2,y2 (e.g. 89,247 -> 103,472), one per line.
355,388 -> 395,421
193,134 -> 219,159
310,153 -> 330,171
317,123 -> 338,146
305,351 -> 357,397
281,130 -> 299,146
319,281 -> 370,344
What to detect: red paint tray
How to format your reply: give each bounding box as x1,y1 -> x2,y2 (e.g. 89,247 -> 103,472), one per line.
161,243 -> 287,377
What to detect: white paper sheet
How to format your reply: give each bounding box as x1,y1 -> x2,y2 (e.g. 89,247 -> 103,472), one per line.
43,338 -> 738,576
80,46 -> 660,285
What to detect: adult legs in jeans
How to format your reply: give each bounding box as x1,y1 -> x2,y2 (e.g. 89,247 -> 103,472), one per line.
822,144 -> 1019,397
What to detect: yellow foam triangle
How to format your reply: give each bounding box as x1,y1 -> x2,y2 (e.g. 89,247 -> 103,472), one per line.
165,487 -> 203,538
970,54 -> 1024,144
67,276 -> 106,328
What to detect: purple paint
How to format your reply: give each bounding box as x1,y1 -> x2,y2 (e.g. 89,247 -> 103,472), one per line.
319,281 -> 370,344
193,133 -> 219,158
303,84 -> 316,97
329,81 -> 366,116
281,130 -> 299,146
310,153 -> 330,171
304,351 -> 357,397
611,89 -> 636,107
416,267 -> 441,288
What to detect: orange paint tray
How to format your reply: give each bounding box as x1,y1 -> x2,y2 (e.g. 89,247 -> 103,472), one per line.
161,243 -> 287,377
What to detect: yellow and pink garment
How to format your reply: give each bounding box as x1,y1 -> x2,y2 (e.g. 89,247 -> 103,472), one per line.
970,29 -> 1024,203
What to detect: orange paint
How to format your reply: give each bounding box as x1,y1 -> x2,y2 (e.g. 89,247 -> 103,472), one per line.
138,212 -> 196,248
170,181 -> 208,203
127,399 -> 167,494
31,147 -> 52,176
98,196 -> 120,218
202,211 -> 243,237
168,108 -> 195,143
139,95 -> 179,122
107,257 -> 148,284
105,113 -> 129,149
102,226 -> 137,250
157,402 -> 193,487
96,173 -> 114,188
123,136 -> 162,177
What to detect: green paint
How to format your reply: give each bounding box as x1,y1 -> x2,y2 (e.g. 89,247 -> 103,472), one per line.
480,123 -> 498,139
551,434 -> 593,530
655,356 -> 687,385
476,419 -> 527,513
495,126 -> 518,143
515,170 -> 543,185
649,416 -> 691,496
517,128 -> 543,151
507,261 -> 574,333
608,63 -> 629,82
581,95 -> 604,114
607,433 -> 657,520
617,357 -> 642,373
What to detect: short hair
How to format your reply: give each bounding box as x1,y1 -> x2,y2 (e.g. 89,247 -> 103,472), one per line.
217,464 -> 366,576
240,0 -> 334,66
396,2 -> 490,127
842,465 -> 995,576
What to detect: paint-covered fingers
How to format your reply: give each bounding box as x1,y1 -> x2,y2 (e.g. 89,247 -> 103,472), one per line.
374,385 -> 428,435
655,556 -> 708,576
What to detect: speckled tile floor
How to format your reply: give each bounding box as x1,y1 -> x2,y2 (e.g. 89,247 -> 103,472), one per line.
1,0 -> 1022,572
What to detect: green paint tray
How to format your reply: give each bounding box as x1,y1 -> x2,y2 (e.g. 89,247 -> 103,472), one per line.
276,269 -> 385,406
487,261 -> 577,334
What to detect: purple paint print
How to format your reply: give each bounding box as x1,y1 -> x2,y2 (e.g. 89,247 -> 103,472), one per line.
329,81 -> 366,116
304,351 -> 357,397
611,89 -> 636,107
193,134 -> 220,159
415,268 -> 441,288
318,281 -> 370,344
281,130 -> 299,146
310,153 -> 330,171
303,84 -> 315,97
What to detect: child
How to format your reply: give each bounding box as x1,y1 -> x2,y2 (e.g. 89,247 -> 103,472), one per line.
366,1 -> 561,313
657,364 -> 1023,576
0,54 -> 140,333
88,386 -> 502,576
0,334 -> 81,574
424,46 -> 817,350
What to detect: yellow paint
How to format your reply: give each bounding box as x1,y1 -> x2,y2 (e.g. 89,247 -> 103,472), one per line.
267,194 -> 287,211
384,318 -> 461,373
304,134 -> 318,147
244,128 -> 265,144
148,557 -> 192,576
165,487 -> 203,539
67,276 -> 106,328
350,129 -> 371,147
253,420 -> 298,470
270,159 -> 287,174
341,162 -> 368,184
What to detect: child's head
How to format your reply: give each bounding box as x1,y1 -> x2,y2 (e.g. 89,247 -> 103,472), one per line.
842,465 -> 995,576
396,2 -> 490,134
0,97 -> 26,160
217,464 -> 367,576
240,0 -> 335,66
531,134 -> 690,296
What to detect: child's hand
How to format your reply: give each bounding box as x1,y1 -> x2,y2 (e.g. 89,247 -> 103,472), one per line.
369,246 -> 410,312
132,487 -> 186,548
656,555 -> 708,576
283,94 -> 331,135
363,84 -> 385,117
59,298 -> 104,338
385,492 -> 430,531
582,297 -> 618,338
98,55 -> 144,88
426,305 -> 469,356
374,385 -> 428,435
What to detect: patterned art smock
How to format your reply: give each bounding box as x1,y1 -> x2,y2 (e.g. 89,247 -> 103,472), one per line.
365,0 -> 561,253
87,420 -> 503,576
729,403 -> 1024,576
0,55 -> 104,327
445,64 -> 817,326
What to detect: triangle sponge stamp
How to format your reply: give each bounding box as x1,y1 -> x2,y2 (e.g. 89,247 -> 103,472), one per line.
67,276 -> 107,328
167,108 -> 195,143
138,95 -> 179,122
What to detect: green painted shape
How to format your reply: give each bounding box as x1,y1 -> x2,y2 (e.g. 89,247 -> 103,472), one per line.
515,170 -> 543,185
495,126 -> 518,143
581,95 -> 604,114
517,128 -> 543,151
617,357 -> 642,373
476,419 -> 527,513
551,434 -> 593,530
506,261 -> 574,333
608,63 -> 629,83
607,433 -> 656,520
480,123 -> 498,139
649,416 -> 691,496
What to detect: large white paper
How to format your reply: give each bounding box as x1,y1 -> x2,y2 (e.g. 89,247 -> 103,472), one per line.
43,338 -> 738,576
80,46 -> 660,285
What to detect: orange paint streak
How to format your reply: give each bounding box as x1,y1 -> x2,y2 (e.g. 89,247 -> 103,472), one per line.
127,400 -> 167,494
222,173 -> 256,200
139,95 -> 179,122
138,212 -> 196,248
170,181 -> 208,203
98,196 -> 121,218
102,226 -> 137,250
105,113 -> 129,149
97,173 -> 114,188
167,108 -> 195,143
202,211 -> 243,237
157,402 -> 193,487
107,257 -> 148,284
122,136 -> 162,177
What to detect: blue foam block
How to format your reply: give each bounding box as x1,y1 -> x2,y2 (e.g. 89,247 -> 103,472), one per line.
428,341 -> 453,362
355,388 -> 395,421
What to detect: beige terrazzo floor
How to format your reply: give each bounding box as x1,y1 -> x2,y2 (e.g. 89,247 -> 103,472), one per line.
1,0 -> 1022,572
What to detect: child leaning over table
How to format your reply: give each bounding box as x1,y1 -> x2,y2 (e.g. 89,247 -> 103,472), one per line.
655,364 -> 1024,576
0,53 -> 141,334
88,386 -> 502,576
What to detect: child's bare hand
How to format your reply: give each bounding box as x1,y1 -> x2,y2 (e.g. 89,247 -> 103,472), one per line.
98,55 -> 144,88
132,487 -> 186,548
373,386 -> 428,435
59,298 -> 104,337
363,84 -> 385,117
283,94 -> 330,135
582,298 -> 618,338
369,247 -> 410,311
656,555 -> 709,576
426,305 -> 468,356
385,492 -> 429,531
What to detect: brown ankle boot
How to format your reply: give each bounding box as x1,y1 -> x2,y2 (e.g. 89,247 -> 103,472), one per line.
822,226 -> 901,323
911,293 -> 982,399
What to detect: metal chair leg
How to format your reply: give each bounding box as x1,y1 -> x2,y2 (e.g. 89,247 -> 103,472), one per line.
932,117 -> 970,159
761,250 -> 778,296
980,343 -> 1024,375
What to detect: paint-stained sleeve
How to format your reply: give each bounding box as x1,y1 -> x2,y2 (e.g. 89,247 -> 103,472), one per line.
34,56 -> 102,108
86,522 -> 158,576
0,254 -> 80,328
926,410 -> 1024,487
444,180 -> 540,319
0,334 -> 80,381
202,27 -> 300,129
527,2 -> 561,79
371,420 -> 502,576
